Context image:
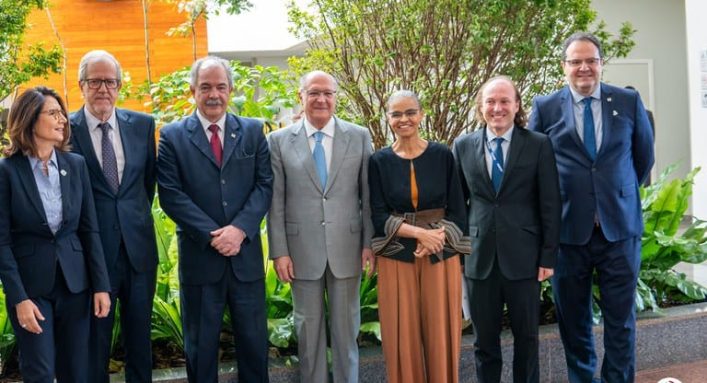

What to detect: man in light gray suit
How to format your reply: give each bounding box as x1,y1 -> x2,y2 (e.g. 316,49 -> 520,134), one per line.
268,70 -> 375,383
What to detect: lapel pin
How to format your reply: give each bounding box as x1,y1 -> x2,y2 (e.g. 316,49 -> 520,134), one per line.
613,110 -> 618,116
60,169 -> 67,176
607,97 -> 612,102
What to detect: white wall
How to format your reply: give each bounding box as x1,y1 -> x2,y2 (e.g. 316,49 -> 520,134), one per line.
593,0 -> 691,184
685,0 -> 707,221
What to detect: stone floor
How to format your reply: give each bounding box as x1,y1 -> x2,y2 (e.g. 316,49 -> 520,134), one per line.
635,359 -> 707,383
636,360 -> 707,383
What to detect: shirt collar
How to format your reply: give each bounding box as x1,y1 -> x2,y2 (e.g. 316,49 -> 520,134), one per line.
569,84 -> 601,104
196,109 -> 226,132
84,107 -> 117,131
28,149 -> 58,171
304,116 -> 336,138
486,126 -> 514,143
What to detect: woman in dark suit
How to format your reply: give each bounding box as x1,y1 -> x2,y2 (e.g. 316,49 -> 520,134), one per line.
0,86 -> 111,382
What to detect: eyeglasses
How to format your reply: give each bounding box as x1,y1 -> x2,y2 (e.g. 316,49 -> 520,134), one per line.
305,90 -> 336,99
82,78 -> 121,89
40,109 -> 67,121
564,58 -> 602,67
387,109 -> 419,120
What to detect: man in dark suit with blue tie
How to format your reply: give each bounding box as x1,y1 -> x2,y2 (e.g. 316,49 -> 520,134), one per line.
69,50 -> 157,383
157,56 -> 273,383
528,32 -> 655,382
453,76 -> 561,383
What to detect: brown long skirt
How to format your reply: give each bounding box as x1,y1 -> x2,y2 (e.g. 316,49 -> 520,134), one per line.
377,255 -> 462,383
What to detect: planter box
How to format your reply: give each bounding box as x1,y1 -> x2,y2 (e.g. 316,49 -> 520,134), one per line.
113,302 -> 707,382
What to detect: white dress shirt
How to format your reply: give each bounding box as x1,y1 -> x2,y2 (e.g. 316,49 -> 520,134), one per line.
196,109 -> 226,149
304,117 -> 335,172
85,108 -> 125,182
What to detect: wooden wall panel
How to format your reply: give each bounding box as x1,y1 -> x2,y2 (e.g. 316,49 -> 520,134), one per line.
21,0 -> 207,112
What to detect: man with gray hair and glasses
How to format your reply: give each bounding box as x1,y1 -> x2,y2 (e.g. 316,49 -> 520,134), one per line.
158,56 -> 272,382
70,50 -> 157,383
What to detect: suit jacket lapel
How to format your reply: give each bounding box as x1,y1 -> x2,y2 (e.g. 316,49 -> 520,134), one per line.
290,121 -> 324,193
114,108 -> 133,193
598,84 -> 614,160
15,156 -> 48,223
221,114 -> 243,167
187,114 -> 220,168
325,118 -> 351,194
474,130 -> 496,198
501,127 -> 527,192
71,107 -> 104,186
56,152 -> 71,233
560,87 -> 586,154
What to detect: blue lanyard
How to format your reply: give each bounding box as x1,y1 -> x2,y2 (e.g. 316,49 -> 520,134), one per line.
486,139 -> 504,174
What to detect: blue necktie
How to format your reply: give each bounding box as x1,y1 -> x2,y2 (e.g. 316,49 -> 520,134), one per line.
313,131 -> 327,189
583,97 -> 596,161
491,137 -> 504,193
99,122 -> 119,193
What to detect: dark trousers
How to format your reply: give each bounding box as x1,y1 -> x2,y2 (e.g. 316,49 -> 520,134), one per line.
9,267 -> 91,383
552,227 -> 640,383
467,260 -> 540,383
89,244 -> 156,383
181,268 -> 269,383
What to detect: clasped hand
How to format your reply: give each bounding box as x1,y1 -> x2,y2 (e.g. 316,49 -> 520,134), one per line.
414,226 -> 446,258
210,225 -> 246,256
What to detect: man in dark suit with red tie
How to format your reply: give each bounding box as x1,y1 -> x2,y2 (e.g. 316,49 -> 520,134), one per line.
157,56 -> 273,383
529,32 -> 654,382
70,50 -> 157,383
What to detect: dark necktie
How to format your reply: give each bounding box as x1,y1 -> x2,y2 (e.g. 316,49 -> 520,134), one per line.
312,131 -> 327,189
491,137 -> 504,193
98,122 -> 119,193
208,124 -> 223,167
583,97 -> 597,161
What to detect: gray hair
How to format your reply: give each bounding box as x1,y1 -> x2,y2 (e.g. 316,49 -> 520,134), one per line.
386,90 -> 420,110
299,71 -> 338,92
78,50 -> 122,81
562,32 -> 603,60
190,56 -> 234,89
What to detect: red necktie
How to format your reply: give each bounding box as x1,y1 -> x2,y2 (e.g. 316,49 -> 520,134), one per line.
208,124 -> 222,166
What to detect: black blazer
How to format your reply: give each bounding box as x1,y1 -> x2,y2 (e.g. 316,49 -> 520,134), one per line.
69,107 -> 158,277
452,127 -> 561,280
157,113 -> 273,285
0,151 -> 111,306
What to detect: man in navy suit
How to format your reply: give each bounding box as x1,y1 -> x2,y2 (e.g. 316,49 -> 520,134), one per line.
157,56 -> 273,383
528,32 -> 654,382
69,50 -> 157,383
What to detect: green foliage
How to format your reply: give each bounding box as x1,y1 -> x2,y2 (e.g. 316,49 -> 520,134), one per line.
359,272 -> 380,341
123,61 -> 297,129
0,291 -> 15,375
287,0 -> 635,148
150,198 -> 184,352
636,166 -> 707,311
0,0 -> 62,103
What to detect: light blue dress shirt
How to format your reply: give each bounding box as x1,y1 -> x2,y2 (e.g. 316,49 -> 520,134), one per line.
28,151 -> 63,234
485,126 -> 514,178
569,86 -> 603,151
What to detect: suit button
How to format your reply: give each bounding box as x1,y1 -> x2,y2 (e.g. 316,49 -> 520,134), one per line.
322,197 -> 327,202
591,167 -> 596,172
221,179 -> 226,184
223,202 -> 228,207
321,221 -> 326,226
494,204 -> 499,208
